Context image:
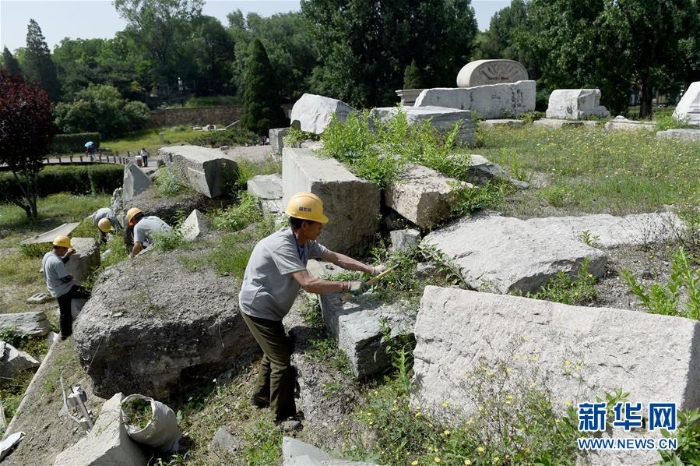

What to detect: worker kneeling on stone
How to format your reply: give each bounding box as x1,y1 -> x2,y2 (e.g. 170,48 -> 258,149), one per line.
239,192 -> 386,431
41,236 -> 91,340
126,207 -> 172,258
91,207 -> 122,244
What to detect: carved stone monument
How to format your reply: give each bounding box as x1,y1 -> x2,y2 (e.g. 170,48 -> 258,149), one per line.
673,81 -> 700,126
456,59 -> 529,88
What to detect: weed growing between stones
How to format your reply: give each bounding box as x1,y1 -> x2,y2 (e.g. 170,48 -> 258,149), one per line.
523,258 -> 598,306
659,408 -> 700,465
153,211 -> 188,252
155,167 -> 189,197
212,191 -> 263,231
352,336 -> 589,465
283,127 -> 319,146
622,247 -> 700,318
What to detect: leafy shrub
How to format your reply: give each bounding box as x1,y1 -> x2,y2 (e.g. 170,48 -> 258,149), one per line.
212,192 -> 263,231
525,258 -> 598,305
187,126 -> 257,147
154,167 -> 187,197
623,247 -> 700,319
283,127 -> 318,146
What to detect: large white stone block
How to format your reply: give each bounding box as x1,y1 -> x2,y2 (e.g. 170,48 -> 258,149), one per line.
456,59 -> 528,88
159,145 -> 237,198
673,81 -> 700,126
546,89 -> 610,120
282,148 -> 380,254
415,81 -> 536,119
290,93 -> 357,135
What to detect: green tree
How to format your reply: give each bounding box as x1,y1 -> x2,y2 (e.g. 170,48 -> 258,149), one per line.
190,15 -> 234,95
113,0 -> 204,97
23,19 -> 61,102
0,69 -> 57,218
228,10 -> 316,102
2,47 -> 23,76
53,84 -> 150,138
301,0 -> 477,108
403,59 -> 424,89
240,39 -> 287,135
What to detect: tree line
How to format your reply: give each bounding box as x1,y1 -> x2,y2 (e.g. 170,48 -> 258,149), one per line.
2,0 -> 700,139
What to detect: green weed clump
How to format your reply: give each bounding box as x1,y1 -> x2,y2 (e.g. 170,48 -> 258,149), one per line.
526,258 -> 598,305
122,397 -> 153,430
152,212 -> 188,252
623,247 -> 700,319
352,337 -> 584,465
155,167 -> 188,197
212,192 -> 263,231
660,408 -> 700,465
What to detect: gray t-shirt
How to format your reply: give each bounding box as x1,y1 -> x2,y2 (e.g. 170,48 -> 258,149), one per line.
134,216 -> 171,244
42,252 -> 72,297
239,228 -> 328,321
92,207 -> 116,226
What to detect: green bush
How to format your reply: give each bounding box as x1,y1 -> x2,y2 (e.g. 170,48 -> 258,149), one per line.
0,165 -> 123,203
187,126 -> 257,148
212,192 -> 263,231
154,167 -> 188,197
52,132 -> 101,154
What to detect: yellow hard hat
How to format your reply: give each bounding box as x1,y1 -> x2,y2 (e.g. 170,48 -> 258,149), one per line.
53,235 -> 72,248
97,218 -> 112,233
285,192 -> 329,224
126,207 -> 144,225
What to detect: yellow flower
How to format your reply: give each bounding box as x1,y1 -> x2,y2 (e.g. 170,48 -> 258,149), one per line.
478,405 -> 484,411
530,355 -> 539,362
466,418 -> 473,425
493,457 -> 499,463
506,367 -> 512,373
564,360 -> 571,366
514,354 -> 521,360
564,401 -> 572,407
465,461 -> 472,466
530,381 -> 537,387
416,412 -> 422,418
444,429 -> 451,435
442,401 -> 450,408
477,447 -> 485,453
435,458 -> 441,463
525,448 -> 531,454
576,364 -> 582,371
412,461 -> 418,465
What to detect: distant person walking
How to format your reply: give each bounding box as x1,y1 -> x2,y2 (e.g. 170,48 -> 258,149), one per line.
86,143 -> 96,162
140,148 -> 149,167
41,236 -> 91,340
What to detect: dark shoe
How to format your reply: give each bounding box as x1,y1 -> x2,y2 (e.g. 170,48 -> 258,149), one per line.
250,394 -> 270,409
60,334 -> 71,341
275,414 -> 303,432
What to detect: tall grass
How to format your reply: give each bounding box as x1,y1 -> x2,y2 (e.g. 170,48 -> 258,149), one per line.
477,125 -> 700,216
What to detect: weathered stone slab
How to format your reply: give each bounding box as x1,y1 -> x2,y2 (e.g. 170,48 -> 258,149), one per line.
54,393 -> 148,466
389,229 -> 420,253
269,127 -> 288,155
395,88 -> 425,106
465,154 -> 529,189
248,174 -> 282,200
290,93 -> 356,135
159,145 -> 238,198
525,212 -> 686,249
283,437 -> 377,466
180,209 -> 210,241
73,250 -> 258,399
604,115 -> 656,132
412,286 -> 700,422
546,89 -> 610,120
123,162 -> 153,203
318,293 -> 415,378
656,128 -> 700,142
282,147 -> 380,254
0,312 -> 50,336
532,118 -> 586,129
479,119 -> 526,127
422,213 -> 607,294
0,342 -> 40,379
456,59 -> 528,88
20,223 -> 79,246
673,81 -> 700,126
65,237 -> 100,284
385,164 -> 471,229
370,106 -> 476,145
414,80 -> 536,119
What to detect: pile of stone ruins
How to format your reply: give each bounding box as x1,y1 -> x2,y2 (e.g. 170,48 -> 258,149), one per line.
5,60 -> 700,465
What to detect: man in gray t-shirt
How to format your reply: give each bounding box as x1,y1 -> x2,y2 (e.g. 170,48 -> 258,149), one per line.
42,235 -> 91,340
129,212 -> 171,258
239,192 -> 386,428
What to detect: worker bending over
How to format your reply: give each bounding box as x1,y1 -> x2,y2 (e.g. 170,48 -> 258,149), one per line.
125,207 -> 171,258
91,207 -> 122,244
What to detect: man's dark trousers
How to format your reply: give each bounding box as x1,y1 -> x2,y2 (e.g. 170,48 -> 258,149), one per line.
241,312 -> 296,422
56,285 -> 91,338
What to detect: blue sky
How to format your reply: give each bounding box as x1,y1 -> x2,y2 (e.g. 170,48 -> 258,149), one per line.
0,0 -> 509,54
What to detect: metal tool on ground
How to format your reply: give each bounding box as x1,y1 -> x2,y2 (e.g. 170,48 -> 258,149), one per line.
340,265 -> 397,303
